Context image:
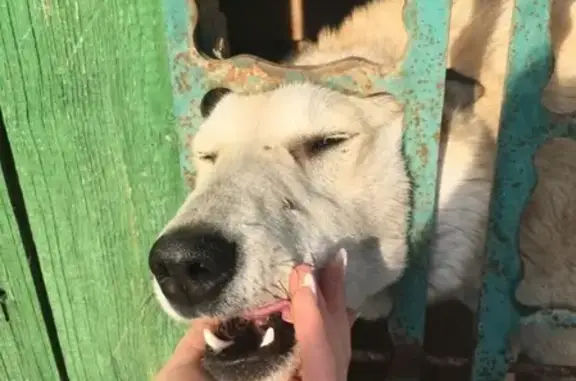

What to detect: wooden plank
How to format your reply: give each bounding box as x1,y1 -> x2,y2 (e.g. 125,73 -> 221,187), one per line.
0,0 -> 187,379
0,151 -> 61,381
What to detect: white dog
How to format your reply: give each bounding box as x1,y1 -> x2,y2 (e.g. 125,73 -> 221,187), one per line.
149,1 -> 576,380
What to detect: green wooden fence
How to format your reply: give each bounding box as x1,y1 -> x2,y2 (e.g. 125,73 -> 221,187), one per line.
0,0 -> 185,379
2,0 -> 576,380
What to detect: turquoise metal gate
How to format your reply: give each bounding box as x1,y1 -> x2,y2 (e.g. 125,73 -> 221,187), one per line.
161,0 -> 576,379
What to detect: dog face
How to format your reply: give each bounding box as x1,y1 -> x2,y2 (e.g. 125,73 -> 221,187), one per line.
149,83 -> 410,380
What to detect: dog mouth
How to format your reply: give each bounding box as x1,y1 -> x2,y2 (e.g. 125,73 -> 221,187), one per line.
202,300 -> 296,377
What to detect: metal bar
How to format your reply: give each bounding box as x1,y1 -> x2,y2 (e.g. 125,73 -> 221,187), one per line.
470,1 -> 554,380
162,0 -> 403,187
386,1 -> 452,379
290,0 -> 304,42
161,0 -> 453,189
162,0 -> 208,186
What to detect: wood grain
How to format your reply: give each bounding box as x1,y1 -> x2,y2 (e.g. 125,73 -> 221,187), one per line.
0,164 -> 61,381
0,0 -> 187,379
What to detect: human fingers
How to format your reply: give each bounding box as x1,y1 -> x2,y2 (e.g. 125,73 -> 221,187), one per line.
154,318 -> 218,381
318,248 -> 348,316
155,361 -> 208,381
347,309 -> 359,327
170,318 -> 219,365
289,266 -> 339,381
289,265 -> 329,343
283,258 -> 358,328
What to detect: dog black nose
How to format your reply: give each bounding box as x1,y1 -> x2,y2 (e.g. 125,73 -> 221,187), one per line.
149,227 -> 238,309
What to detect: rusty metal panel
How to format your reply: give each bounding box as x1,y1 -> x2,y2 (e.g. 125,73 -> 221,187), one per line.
471,0 -> 576,380
163,0 -> 392,187
162,0 -> 448,379
162,0 -> 576,380
384,1 -> 451,378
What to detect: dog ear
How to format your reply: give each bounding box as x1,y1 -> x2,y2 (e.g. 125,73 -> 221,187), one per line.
200,87 -> 232,118
443,69 -> 485,111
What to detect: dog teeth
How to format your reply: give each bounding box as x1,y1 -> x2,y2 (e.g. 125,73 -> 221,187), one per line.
203,329 -> 233,353
260,327 -> 275,348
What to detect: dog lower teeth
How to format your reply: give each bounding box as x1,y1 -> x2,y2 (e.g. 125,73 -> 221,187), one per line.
260,327 -> 275,348
203,328 -> 234,353
204,324 -> 276,353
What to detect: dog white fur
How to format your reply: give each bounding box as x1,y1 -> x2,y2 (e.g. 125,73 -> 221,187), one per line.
294,0 -> 576,133
155,0 -> 576,380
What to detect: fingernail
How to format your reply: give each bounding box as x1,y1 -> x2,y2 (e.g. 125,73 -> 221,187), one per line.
302,273 -> 317,300
337,248 -> 348,275
281,308 -> 293,323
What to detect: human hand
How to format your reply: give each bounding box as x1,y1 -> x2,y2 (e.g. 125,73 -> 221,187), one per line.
154,248 -> 356,381
286,249 -> 357,381
154,318 -> 216,381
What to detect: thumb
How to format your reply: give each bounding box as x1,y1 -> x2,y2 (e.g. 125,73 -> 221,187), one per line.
289,266 -> 338,381
154,318 -> 218,381
169,318 -> 218,365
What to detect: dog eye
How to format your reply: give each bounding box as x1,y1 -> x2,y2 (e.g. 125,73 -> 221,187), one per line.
197,152 -> 218,163
306,135 -> 348,156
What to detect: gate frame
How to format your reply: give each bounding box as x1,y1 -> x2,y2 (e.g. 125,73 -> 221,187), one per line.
161,0 -> 576,379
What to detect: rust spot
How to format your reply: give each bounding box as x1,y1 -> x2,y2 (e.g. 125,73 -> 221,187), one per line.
176,71 -> 191,93
180,115 -> 195,129
417,143 -> 429,164
174,52 -> 192,68
184,133 -> 195,151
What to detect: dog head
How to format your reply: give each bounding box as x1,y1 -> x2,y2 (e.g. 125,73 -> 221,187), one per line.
149,77 -> 481,381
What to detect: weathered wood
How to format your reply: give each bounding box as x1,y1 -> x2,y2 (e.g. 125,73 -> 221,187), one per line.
0,166 -> 61,381
0,0 -> 187,379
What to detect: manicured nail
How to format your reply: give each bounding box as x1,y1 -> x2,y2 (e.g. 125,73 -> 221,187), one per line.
281,308 -> 293,323
302,273 -> 317,300
336,248 -> 348,277
337,248 -> 348,273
